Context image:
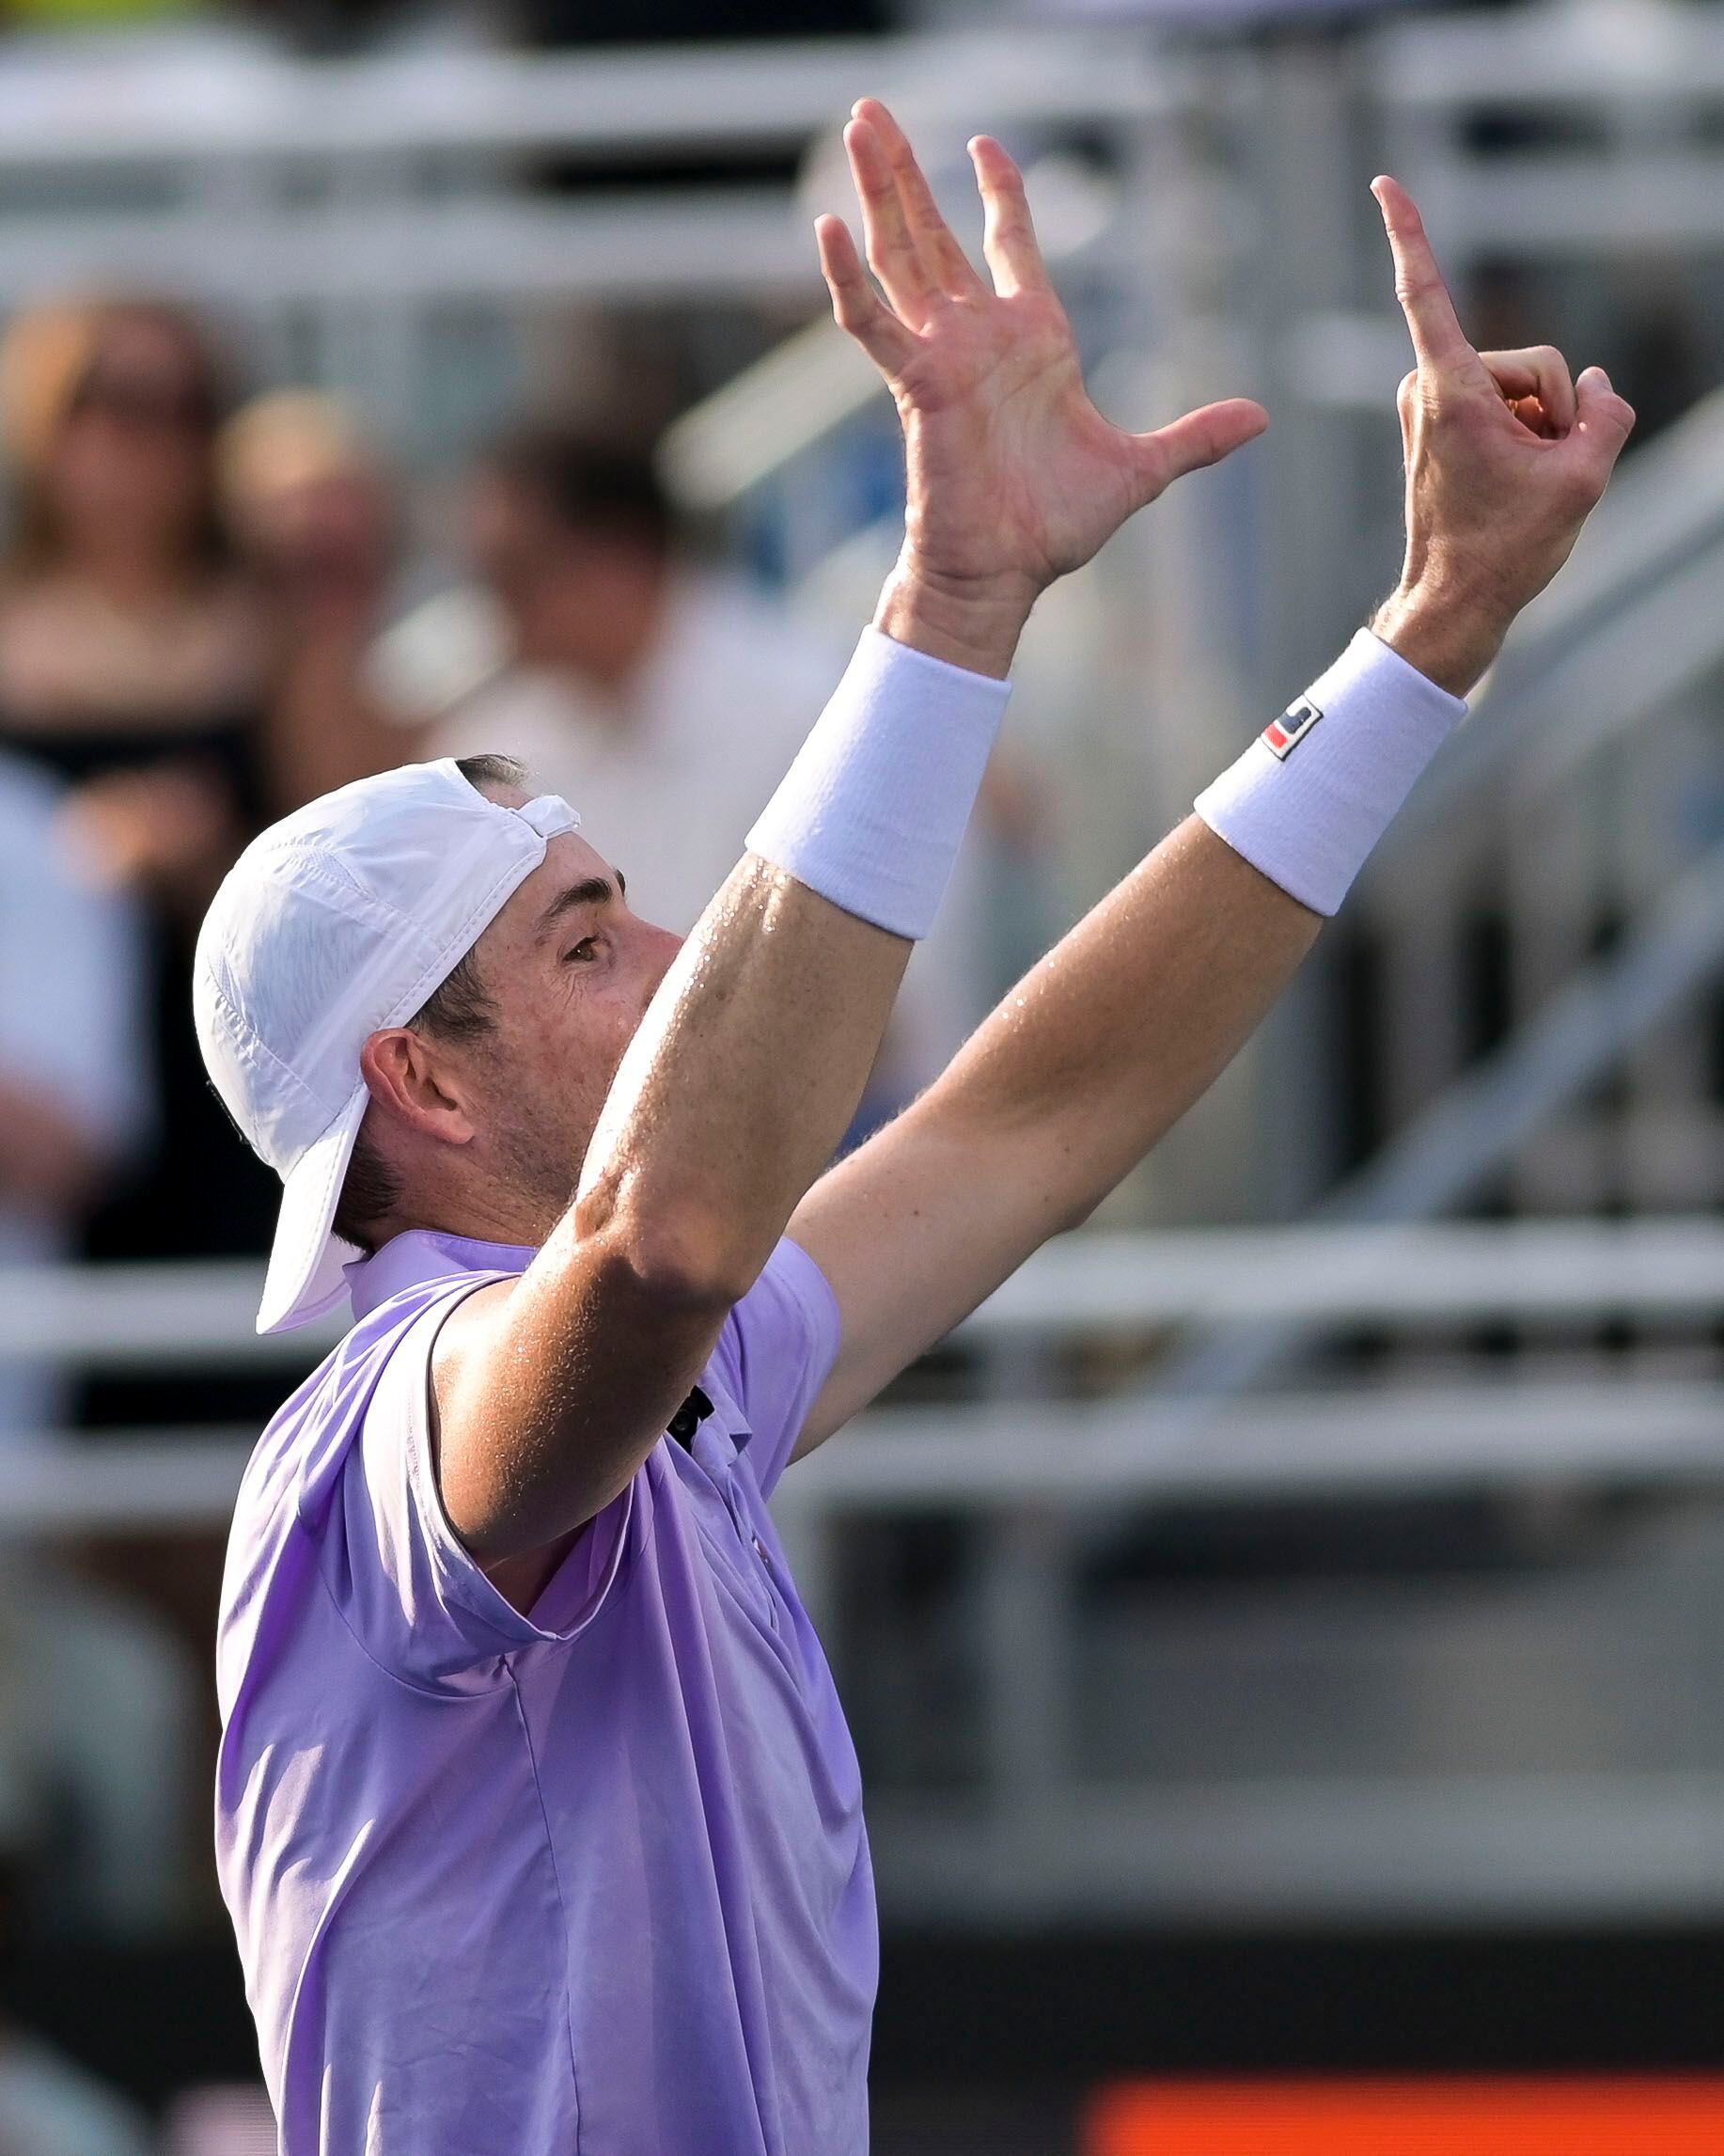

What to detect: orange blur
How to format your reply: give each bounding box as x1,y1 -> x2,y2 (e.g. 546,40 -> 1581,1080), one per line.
1087,2077 -> 1724,2154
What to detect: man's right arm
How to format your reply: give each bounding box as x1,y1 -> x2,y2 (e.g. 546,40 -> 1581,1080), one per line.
423,100 -> 1266,1592
431,847 -> 912,1573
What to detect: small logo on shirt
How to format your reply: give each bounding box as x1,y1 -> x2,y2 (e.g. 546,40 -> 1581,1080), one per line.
1263,698 -> 1323,760
667,1387 -> 714,1449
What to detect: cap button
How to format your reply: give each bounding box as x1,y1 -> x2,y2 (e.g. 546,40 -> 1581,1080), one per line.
516,795 -> 581,840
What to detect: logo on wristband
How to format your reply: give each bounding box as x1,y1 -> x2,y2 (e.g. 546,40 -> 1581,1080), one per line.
1263,697 -> 1323,760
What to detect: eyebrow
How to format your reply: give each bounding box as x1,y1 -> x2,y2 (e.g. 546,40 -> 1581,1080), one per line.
535,871 -> 624,939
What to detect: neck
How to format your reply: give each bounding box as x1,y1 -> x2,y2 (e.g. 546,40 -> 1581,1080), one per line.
374,1180 -> 561,1259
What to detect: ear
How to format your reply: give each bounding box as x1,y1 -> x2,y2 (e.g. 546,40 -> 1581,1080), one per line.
359,1028 -> 477,1149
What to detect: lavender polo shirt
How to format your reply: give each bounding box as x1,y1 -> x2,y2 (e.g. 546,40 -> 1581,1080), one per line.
215,1229 -> 873,2156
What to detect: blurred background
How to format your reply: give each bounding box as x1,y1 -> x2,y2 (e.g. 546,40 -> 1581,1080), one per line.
0,1 -> 1716,2152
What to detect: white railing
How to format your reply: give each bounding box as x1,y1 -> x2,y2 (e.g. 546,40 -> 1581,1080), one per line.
4,1217 -> 1722,1529
1374,0 -> 1724,256
0,28 -> 1173,310
16,1222 -> 1715,1924
0,30 -> 1176,168
20,1369 -> 1724,1534
13,1215 -> 1724,1365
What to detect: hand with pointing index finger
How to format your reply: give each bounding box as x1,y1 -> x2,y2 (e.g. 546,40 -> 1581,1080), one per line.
817,100 -> 1267,678
1368,175 -> 1635,696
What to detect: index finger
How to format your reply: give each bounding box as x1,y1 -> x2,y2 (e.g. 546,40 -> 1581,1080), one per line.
1372,175 -> 1471,371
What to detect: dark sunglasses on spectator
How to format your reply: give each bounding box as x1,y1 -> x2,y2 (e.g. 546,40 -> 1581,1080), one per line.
68,370 -> 219,433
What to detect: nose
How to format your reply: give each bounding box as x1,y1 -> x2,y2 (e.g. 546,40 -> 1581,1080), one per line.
645,921 -> 683,990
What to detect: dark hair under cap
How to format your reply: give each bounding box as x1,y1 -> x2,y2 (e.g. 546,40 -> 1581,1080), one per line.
332,752 -> 526,1254
482,423 -> 674,555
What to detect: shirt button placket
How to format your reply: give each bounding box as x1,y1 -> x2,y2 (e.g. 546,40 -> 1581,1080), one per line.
748,1529 -> 779,1629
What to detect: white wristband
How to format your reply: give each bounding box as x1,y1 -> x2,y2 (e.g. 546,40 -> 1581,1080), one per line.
746,625 -> 1011,941
1194,629 -> 1465,917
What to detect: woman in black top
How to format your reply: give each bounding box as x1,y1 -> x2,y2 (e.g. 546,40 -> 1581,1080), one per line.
0,297 -> 280,1280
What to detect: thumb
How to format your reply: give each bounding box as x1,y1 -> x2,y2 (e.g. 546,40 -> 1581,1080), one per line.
1131,397 -> 1268,505
1573,365 -> 1636,472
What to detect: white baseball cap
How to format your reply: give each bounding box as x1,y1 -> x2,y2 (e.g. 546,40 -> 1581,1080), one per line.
194,758 -> 579,1335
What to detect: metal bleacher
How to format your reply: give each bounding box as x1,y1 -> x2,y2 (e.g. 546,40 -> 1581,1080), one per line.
19,1216 -> 1724,1922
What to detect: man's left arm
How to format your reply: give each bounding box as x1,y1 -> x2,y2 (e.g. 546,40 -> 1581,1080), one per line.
790,811 -> 1314,1442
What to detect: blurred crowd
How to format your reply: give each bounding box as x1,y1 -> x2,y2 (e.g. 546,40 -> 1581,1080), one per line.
0,285 -> 1017,1317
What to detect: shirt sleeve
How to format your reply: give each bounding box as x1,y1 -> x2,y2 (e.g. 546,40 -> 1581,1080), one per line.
711,1238 -> 843,1501
329,1285 -> 634,1690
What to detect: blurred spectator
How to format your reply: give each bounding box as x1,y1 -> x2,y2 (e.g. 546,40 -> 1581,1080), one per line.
373,422 -> 1002,1110
0,752 -> 196,1949
373,424 -> 844,936
0,297 -> 323,1275
0,329 -> 401,1947
0,750 -> 143,1436
219,388 -> 414,805
0,299 -> 262,908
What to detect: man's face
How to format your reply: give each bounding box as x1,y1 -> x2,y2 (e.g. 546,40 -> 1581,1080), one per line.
438,822 -> 682,1236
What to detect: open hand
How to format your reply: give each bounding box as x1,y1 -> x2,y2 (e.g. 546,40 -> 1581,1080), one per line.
1370,175 -> 1636,695
819,100 -> 1266,675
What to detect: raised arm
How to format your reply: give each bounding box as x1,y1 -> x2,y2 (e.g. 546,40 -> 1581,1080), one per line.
434,850 -> 909,1576
428,102 -> 1265,1585
791,174 -> 1636,1446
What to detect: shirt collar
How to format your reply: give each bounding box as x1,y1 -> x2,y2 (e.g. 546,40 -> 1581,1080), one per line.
345,1229 -> 535,1322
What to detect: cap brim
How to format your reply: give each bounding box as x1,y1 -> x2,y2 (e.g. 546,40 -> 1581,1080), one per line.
256,1089 -> 368,1335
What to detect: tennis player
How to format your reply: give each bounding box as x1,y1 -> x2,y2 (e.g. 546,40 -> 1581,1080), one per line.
201,102 -> 1632,2156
